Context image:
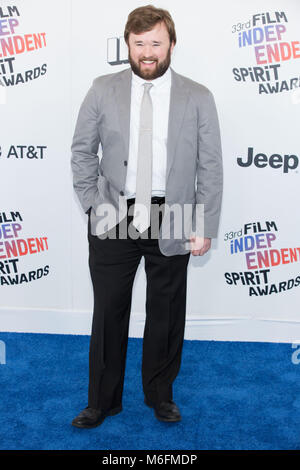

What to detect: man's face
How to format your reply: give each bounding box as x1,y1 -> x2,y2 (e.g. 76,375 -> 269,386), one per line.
128,21 -> 175,80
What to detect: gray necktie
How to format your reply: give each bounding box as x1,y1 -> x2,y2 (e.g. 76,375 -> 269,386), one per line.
133,82 -> 153,233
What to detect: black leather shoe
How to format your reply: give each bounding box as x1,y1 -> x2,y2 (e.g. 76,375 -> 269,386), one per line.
71,405 -> 122,429
144,398 -> 181,422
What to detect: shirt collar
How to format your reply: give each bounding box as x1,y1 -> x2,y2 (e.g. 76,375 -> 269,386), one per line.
131,67 -> 171,89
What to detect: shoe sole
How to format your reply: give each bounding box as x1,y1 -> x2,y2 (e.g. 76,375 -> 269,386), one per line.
144,398 -> 181,422
72,405 -> 122,429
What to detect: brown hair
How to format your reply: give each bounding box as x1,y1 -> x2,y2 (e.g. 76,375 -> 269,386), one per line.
124,5 -> 176,45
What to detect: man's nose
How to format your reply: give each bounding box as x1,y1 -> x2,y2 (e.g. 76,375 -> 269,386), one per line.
143,45 -> 154,58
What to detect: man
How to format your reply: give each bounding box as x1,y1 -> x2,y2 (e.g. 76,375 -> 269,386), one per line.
71,5 -> 222,428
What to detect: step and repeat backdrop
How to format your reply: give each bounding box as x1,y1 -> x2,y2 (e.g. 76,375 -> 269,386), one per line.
0,0 -> 299,342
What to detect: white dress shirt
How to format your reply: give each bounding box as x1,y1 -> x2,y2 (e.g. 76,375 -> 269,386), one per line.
124,68 -> 171,199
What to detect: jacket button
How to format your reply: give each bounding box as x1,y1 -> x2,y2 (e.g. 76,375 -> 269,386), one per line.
124,160 -> 127,166
120,191 -> 124,196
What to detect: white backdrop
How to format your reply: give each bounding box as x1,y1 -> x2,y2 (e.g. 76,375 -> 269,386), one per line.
0,0 -> 299,342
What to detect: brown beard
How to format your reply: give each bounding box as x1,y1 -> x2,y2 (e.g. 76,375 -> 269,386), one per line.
128,45 -> 172,80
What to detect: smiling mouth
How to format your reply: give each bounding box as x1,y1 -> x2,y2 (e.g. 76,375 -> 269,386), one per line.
140,60 -> 157,65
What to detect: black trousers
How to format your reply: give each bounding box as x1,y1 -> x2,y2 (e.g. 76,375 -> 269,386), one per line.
87,197 -> 190,411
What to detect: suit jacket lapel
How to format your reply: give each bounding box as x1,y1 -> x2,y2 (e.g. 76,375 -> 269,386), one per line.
114,68 -> 132,159
167,68 -> 190,181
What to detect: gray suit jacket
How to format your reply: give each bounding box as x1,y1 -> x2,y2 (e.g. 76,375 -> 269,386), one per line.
71,67 -> 223,256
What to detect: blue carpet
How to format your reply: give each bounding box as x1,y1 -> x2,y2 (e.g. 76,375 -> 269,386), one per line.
0,332 -> 299,450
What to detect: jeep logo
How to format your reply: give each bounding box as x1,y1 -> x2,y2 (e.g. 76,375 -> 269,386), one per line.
237,147 -> 299,173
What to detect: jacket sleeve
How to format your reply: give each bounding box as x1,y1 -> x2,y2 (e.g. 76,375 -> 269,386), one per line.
71,83 -> 101,214
194,89 -> 223,238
